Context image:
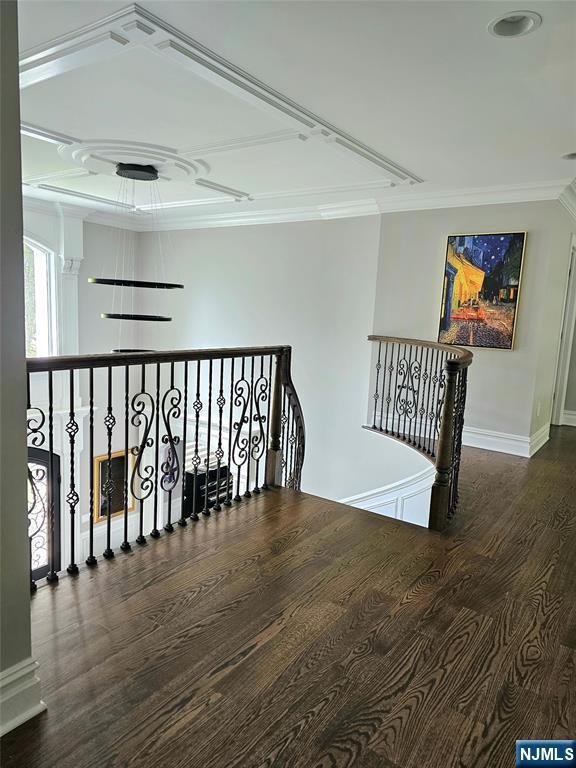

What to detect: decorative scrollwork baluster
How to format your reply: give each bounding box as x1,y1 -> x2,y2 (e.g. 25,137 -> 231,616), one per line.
131,364 -> 155,546
251,356 -> 268,494
232,357 -> 250,502
262,356 -> 273,490
161,362 -> 182,532
27,463 -> 47,592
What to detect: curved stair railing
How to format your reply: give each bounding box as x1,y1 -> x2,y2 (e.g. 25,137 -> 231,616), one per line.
365,335 -> 473,531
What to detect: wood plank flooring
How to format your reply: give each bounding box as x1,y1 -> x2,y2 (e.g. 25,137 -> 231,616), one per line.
1,427 -> 575,768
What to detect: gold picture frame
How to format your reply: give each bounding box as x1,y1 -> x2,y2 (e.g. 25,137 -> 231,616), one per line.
92,449 -> 135,524
437,231 -> 526,350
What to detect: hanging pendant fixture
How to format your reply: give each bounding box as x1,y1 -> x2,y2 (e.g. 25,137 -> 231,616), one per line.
88,161 -> 184,349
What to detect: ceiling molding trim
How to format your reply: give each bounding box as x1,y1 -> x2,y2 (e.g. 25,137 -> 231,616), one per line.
19,3 -> 421,186
559,180 -> 576,222
23,179 -> 572,233
21,122 -> 79,146
22,195 -> 89,221
375,180 -> 571,215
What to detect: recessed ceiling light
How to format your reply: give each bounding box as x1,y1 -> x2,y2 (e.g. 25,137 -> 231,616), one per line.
488,11 -> 542,38
562,152 -> 576,161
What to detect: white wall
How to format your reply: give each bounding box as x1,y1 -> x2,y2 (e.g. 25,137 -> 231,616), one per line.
374,201 -> 574,442
135,217 -> 430,501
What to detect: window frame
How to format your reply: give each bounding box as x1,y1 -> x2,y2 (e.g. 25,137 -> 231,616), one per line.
23,236 -> 58,358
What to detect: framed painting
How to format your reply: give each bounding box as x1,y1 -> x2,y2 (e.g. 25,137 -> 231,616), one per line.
438,232 -> 526,349
93,449 -> 135,523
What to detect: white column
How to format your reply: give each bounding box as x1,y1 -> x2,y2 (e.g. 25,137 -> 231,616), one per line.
57,208 -> 84,355
0,0 -> 46,735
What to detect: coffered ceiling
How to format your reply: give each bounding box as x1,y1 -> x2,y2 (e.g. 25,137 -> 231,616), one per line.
18,1 -> 576,229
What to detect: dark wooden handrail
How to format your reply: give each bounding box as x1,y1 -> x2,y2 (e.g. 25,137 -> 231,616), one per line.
366,335 -> 473,531
27,345 -> 289,373
368,335 -> 473,369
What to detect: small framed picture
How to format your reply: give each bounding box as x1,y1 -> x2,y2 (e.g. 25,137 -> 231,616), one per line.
93,450 -> 134,523
438,232 -> 526,349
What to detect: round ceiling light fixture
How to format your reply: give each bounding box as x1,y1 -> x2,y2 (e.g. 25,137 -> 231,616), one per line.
115,162 -> 159,181
488,11 -> 542,38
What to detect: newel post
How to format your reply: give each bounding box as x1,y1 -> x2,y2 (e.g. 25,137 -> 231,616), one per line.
429,358 -> 460,532
265,350 -> 284,487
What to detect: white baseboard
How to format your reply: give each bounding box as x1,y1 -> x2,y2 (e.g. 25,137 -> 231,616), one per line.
462,423 -> 549,458
340,465 -> 435,528
562,410 -> 576,427
0,656 -> 46,737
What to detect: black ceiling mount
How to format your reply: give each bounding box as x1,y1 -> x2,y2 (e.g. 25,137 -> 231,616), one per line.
89,277 -> 184,290
116,162 -> 159,181
101,313 -> 172,322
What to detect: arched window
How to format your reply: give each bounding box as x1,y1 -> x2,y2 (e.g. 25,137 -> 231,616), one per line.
24,238 -> 56,357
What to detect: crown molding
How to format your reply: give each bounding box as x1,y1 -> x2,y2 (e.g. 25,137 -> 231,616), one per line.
23,178 -> 573,232
374,179 -> 571,215
559,179 -> 576,222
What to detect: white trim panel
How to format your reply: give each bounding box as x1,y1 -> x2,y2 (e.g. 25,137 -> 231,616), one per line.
562,410 -> 576,427
462,423 -> 550,458
339,465 -> 435,528
0,657 -> 46,737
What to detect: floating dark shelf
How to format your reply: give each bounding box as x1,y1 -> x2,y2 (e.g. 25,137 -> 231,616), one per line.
89,277 -> 184,290
111,348 -> 157,353
101,313 -> 172,322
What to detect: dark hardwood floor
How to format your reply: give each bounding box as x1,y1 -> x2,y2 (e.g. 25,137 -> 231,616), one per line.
2,427 -> 575,768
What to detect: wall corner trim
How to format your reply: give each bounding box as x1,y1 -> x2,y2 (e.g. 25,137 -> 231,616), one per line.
0,656 -> 46,737
462,423 -> 550,458
561,410 -> 576,427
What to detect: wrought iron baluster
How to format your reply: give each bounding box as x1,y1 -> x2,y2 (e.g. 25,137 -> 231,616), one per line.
161,361 -> 182,532
384,342 -> 394,434
402,344 -> 414,440
203,359 -> 213,516
46,371 -> 58,583
191,360 -> 202,520
213,359 -> 225,511
86,368 -> 96,565
232,357 -> 250,502
245,356 -> 255,498
151,363 -> 161,538
132,363 -> 154,546
283,397 -> 291,487
251,355 -> 267,494
418,346 -> 430,450
178,361 -> 189,526
427,348 -> 441,456
378,343 -> 388,431
66,369 -> 79,574
121,365 -> 131,551
262,355 -> 273,491
372,342 -> 382,429
103,366 -> 115,559
224,358 -> 234,507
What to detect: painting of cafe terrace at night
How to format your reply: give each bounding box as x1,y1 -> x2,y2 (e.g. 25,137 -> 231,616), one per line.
438,232 -> 526,349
